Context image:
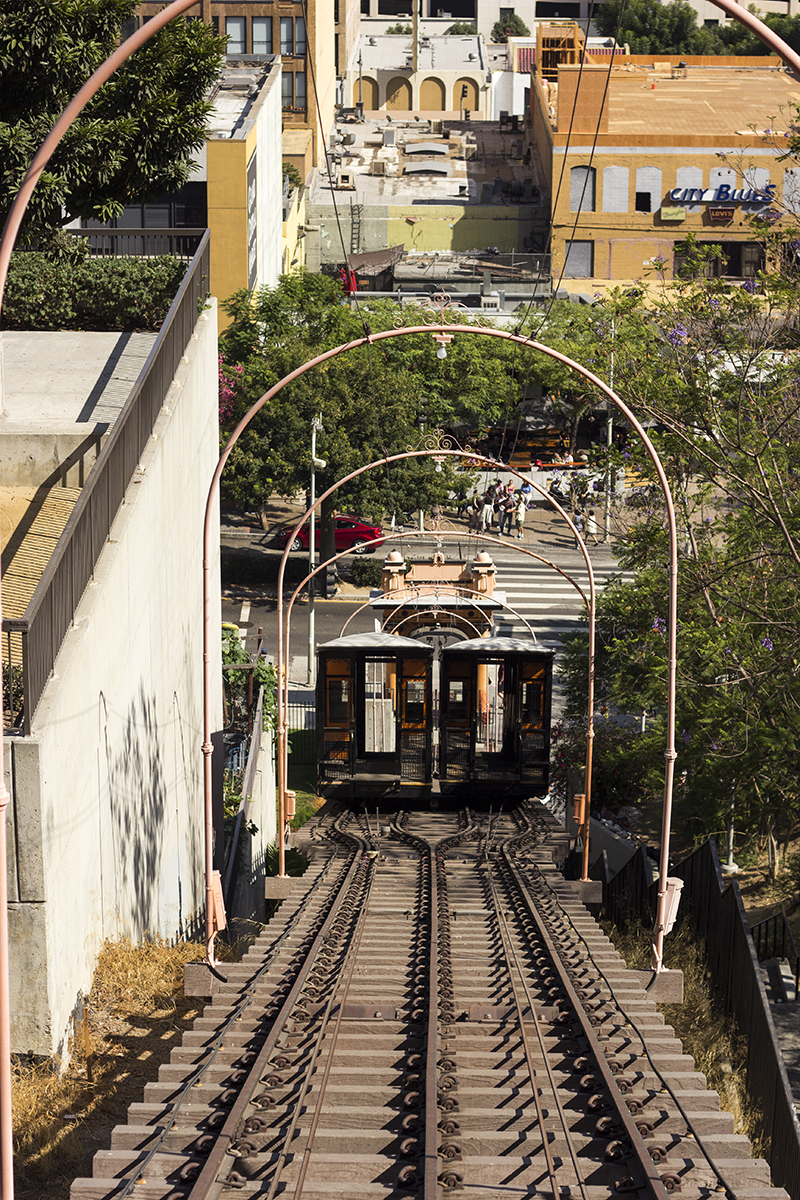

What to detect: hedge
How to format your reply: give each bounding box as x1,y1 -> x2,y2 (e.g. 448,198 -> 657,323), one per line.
1,252 -> 188,331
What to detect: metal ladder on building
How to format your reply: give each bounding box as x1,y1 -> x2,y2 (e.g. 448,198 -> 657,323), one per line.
350,200 -> 362,255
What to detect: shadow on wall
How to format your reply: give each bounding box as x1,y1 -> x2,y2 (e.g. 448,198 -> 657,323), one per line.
105,683 -> 168,940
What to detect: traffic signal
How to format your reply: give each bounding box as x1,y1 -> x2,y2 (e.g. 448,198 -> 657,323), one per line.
324,565 -> 338,598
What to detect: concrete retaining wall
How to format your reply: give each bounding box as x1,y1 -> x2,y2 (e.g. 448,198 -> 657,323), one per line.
4,302 -> 222,1059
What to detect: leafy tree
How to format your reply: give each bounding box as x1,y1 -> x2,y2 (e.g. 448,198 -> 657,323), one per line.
446,22 -> 478,35
217,273 -> 525,563
491,14 -> 531,42
0,0 -> 225,243
385,23 -> 412,34
594,0 -> 715,55
556,226 -> 800,865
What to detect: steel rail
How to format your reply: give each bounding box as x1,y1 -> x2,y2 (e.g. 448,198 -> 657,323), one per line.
389,810 -> 481,1196
186,813 -> 368,1200
288,850 -> 380,1199
499,831 -> 674,1200
389,813 -> 441,1196
482,862 -> 565,1200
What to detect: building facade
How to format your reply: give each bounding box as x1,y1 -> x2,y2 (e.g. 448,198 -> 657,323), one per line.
529,57 -> 796,285
134,0 -> 335,167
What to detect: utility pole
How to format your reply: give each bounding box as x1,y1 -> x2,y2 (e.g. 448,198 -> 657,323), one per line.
603,316 -> 615,542
308,416 -> 325,687
412,0 -> 419,73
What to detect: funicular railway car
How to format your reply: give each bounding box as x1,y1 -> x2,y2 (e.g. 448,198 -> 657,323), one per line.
316,632 -> 553,799
316,633 -> 433,798
440,637 -> 553,797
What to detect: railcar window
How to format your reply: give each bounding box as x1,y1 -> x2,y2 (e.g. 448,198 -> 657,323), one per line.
327,679 -> 350,725
403,679 -> 426,724
448,679 -> 471,724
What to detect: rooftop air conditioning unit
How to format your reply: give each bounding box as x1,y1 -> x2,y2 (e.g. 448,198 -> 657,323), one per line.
481,292 -> 501,309
431,119 -> 444,135
372,160 -> 386,175
336,170 -> 355,189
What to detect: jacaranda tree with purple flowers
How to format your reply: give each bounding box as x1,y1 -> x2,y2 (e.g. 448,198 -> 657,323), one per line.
556,232 -> 800,869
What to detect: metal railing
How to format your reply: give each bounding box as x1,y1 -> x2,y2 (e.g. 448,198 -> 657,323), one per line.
76,227 -> 206,259
224,686 -> 264,910
3,231 -> 211,735
752,907 -> 800,999
602,838 -> 800,1199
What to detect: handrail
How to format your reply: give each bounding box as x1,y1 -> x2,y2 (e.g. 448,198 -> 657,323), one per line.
751,906 -> 800,999
2,230 -> 210,734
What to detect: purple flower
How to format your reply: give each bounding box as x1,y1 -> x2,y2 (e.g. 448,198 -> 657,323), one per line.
741,279 -> 758,294
668,324 -> 690,347
681,729 -> 692,743
652,617 -> 667,634
761,636 -> 774,650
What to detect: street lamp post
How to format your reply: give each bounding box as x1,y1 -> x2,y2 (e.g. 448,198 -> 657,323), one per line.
307,416 -> 325,688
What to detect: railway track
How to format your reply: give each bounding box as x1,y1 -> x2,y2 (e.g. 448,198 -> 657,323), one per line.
71,801 -> 785,1200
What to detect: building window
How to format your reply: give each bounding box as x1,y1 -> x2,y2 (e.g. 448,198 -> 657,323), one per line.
674,241 -> 764,279
252,17 -> 272,53
225,16 -> 245,54
294,71 -> 306,109
282,71 -> 294,107
120,15 -> 138,40
603,166 -> 628,213
211,15 -> 219,33
295,16 -> 306,55
564,239 -> 594,278
280,15 -> 294,54
570,166 -> 595,213
635,166 -> 662,214
675,166 -> 703,213
784,168 -> 800,215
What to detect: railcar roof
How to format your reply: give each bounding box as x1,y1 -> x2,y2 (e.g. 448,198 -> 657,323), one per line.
317,632 -> 434,653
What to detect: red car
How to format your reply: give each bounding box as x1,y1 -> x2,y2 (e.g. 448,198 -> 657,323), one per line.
275,514 -> 384,554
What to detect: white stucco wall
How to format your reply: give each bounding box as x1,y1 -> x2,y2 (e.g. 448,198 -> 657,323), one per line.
5,302 -> 222,1058
256,62 -> 283,291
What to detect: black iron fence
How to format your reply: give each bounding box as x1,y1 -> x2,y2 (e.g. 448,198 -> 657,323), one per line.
3,231 -> 211,735
603,838 -> 800,1199
751,908 -> 800,999
76,227 -> 206,259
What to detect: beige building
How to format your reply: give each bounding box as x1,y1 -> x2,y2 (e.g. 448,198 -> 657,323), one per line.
347,33 -> 490,114
529,53 -> 798,285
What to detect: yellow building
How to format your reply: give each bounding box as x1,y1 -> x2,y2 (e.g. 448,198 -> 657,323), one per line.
134,0 -> 335,168
529,55 -> 799,284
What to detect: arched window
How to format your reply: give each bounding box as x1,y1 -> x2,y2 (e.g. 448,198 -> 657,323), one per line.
602,166 -> 628,213
570,166 -> 595,213
386,76 -> 412,111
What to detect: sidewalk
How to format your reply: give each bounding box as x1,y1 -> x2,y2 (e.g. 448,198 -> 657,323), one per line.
220,498 -> 627,562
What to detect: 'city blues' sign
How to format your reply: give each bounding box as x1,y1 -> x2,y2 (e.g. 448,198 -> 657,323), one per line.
668,184 -> 776,204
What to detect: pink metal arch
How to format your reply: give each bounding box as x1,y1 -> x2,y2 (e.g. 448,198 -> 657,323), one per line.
208,335 -> 674,979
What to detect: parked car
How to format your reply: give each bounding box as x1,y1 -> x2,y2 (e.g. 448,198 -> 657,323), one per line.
274,514 -> 384,554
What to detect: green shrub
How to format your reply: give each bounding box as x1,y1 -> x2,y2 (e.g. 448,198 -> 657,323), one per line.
349,558 -> 384,588
1,252 -> 187,331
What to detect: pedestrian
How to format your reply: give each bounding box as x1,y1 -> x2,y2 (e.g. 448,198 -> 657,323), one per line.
573,509 -> 585,550
479,492 -> 495,533
585,508 -> 600,545
498,487 -> 515,536
514,494 -> 527,540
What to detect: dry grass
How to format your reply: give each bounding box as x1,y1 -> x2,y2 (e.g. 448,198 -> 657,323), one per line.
12,930 -> 259,1200
604,919 -> 768,1157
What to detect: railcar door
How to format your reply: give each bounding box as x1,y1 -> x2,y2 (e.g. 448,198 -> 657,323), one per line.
440,657 -> 474,780
399,657 -> 432,781
519,658 -> 550,786
319,656 -> 355,779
